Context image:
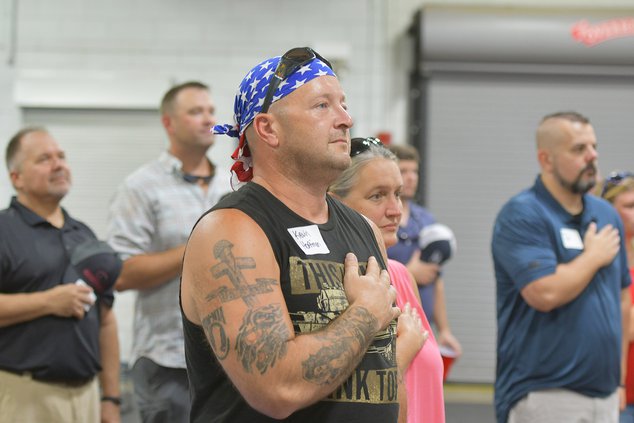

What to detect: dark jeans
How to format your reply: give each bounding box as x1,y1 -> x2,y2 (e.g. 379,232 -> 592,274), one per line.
131,357 -> 190,423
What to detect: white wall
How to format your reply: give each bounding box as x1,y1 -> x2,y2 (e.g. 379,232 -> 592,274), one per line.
0,0 -> 21,204
7,0 -> 392,130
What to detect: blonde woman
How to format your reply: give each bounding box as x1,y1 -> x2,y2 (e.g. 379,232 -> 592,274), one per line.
330,137 -> 445,423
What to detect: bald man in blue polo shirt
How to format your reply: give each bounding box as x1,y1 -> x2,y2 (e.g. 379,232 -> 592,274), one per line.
492,111 -> 631,423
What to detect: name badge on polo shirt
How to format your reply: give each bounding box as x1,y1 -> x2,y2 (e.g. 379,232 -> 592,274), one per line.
288,225 -> 330,255
560,228 -> 584,250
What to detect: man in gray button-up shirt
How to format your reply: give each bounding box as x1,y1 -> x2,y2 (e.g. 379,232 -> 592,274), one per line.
107,81 -> 232,423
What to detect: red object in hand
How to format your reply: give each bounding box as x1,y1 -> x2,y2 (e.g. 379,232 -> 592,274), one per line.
439,345 -> 458,382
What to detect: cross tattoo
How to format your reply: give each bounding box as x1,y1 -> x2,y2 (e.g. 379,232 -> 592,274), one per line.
211,239 -> 257,307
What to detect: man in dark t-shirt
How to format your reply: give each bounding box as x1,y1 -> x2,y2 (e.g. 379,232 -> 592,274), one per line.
180,47 -> 419,422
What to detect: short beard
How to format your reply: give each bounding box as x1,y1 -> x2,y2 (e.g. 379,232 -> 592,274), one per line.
554,163 -> 597,194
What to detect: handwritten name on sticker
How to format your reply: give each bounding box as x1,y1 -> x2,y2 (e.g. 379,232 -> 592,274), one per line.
288,225 -> 330,255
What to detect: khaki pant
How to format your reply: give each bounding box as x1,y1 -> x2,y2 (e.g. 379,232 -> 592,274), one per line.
0,369 -> 99,423
509,388 -> 619,423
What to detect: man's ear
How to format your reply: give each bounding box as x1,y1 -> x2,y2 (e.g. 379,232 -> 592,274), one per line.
537,149 -> 553,171
9,170 -> 21,191
252,113 -> 279,148
161,114 -> 172,133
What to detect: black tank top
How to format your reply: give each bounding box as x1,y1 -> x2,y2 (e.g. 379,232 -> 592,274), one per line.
182,183 -> 399,422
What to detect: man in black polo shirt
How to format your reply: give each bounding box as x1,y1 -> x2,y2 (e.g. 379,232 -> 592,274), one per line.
0,127 -> 121,423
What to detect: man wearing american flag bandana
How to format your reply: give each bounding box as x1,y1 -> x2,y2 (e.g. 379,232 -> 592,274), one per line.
180,47 -> 408,422
213,49 -> 337,186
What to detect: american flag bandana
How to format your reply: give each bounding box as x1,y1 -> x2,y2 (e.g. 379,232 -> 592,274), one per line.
213,55 -> 336,185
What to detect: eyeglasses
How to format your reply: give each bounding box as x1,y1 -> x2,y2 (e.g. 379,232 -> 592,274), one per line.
350,137 -> 384,157
183,173 -> 213,184
260,47 -> 332,113
601,170 -> 634,197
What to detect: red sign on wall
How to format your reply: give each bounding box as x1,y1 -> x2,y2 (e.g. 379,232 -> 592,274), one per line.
571,18 -> 634,46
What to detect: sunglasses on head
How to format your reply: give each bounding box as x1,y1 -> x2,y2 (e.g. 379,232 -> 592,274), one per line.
260,47 -> 333,114
350,137 -> 384,157
601,170 -> 634,197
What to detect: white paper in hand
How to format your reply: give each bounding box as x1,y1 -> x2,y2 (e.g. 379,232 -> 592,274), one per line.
75,279 -> 97,312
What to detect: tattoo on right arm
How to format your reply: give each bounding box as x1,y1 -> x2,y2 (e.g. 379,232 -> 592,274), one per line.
202,307 -> 231,360
302,306 -> 377,386
202,238 -> 281,363
236,303 -> 290,375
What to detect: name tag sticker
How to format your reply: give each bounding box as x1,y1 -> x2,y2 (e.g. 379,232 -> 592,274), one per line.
288,225 -> 330,255
560,228 -> 584,250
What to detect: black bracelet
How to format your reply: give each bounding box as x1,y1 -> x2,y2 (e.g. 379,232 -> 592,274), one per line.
101,396 -> 122,406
